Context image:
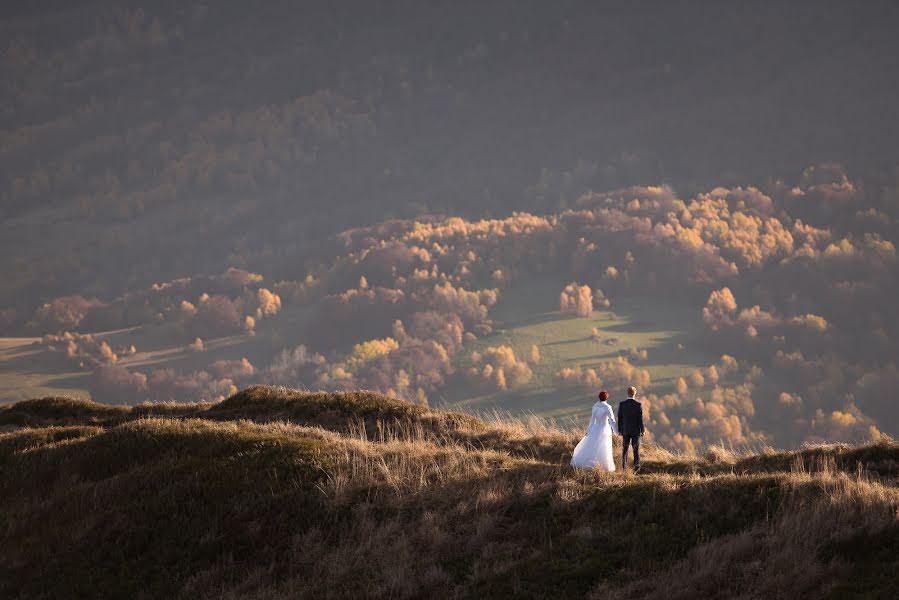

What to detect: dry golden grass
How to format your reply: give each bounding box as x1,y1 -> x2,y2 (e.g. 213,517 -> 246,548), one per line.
1,386 -> 897,598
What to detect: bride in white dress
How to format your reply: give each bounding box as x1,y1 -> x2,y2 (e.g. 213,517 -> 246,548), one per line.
570,390 -> 618,471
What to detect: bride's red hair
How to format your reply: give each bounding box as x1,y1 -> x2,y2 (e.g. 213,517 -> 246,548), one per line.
598,390 -> 609,401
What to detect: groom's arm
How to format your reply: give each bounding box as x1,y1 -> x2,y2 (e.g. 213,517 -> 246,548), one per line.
639,404 -> 645,436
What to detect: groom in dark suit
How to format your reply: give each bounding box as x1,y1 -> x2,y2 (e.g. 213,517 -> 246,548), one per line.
617,386 -> 645,472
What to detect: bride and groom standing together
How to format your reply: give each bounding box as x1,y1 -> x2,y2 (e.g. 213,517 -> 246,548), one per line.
570,386 -> 645,472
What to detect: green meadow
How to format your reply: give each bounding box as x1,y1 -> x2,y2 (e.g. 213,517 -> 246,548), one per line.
441,279 -> 713,420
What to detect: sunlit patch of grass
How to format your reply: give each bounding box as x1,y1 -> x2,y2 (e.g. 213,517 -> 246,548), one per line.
442,279 -> 714,420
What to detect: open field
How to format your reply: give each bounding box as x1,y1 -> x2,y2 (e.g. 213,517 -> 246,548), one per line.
0,305 -> 315,405
0,337 -> 87,404
441,279 -> 715,421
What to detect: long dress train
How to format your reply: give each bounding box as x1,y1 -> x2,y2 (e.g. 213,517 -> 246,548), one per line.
570,400 -> 618,471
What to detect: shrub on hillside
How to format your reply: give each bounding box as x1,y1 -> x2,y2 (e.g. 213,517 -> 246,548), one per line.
559,283 -> 593,317
43,332 -> 119,368
90,364 -> 148,404
467,346 -> 533,391
29,296 -> 99,333
192,295 -> 243,338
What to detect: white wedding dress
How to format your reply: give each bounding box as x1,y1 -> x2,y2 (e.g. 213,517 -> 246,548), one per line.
570,400 -> 618,471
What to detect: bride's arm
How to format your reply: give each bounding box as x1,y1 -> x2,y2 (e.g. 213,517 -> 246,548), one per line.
607,404 -> 619,434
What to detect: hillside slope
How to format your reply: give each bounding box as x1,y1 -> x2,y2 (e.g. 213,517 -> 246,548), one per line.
3,1 -> 899,309
1,386 -> 898,598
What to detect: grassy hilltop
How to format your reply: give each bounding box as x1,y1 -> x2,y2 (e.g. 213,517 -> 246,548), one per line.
1,386 -> 898,599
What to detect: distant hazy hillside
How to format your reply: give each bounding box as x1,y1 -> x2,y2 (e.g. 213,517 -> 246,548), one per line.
2,1 -> 899,307
1,386 -> 897,598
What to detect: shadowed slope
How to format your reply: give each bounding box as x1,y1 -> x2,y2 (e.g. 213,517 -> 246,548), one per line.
1,387 -> 898,598
0,386 -> 580,464
0,386 -> 469,430
639,441 -> 899,482
0,395 -> 201,427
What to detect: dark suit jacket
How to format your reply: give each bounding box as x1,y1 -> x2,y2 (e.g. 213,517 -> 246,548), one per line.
617,398 -> 644,436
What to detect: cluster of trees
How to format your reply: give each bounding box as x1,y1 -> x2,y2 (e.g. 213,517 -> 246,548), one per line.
310,308 -> 467,404
465,346 -> 534,391
695,276 -> 894,444
15,268 -> 282,342
42,332 -> 135,369
11,160 -> 898,447
90,363 -> 239,405
559,283 -> 608,317
633,355 -> 755,452
91,354 -> 260,405
27,296 -> 101,333
255,163 -> 897,447
186,286 -> 281,339
702,287 -> 830,356
35,269 -> 283,404
554,356 -> 651,392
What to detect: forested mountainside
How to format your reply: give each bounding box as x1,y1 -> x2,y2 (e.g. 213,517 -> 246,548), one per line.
2,1 -> 898,306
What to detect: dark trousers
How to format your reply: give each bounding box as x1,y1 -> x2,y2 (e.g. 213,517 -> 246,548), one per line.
622,435 -> 641,469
